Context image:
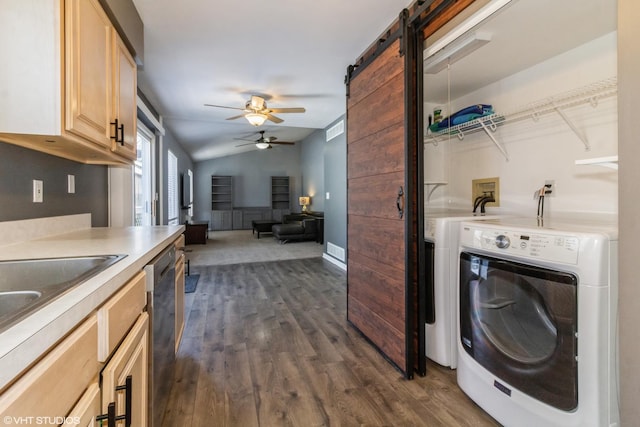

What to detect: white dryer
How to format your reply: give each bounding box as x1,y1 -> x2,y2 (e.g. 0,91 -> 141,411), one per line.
456,216 -> 618,427
424,209 -> 510,369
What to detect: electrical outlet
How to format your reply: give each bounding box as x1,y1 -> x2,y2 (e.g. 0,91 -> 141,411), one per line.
33,179 -> 43,203
471,177 -> 500,207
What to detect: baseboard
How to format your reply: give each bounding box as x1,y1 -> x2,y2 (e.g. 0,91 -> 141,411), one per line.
323,252 -> 347,271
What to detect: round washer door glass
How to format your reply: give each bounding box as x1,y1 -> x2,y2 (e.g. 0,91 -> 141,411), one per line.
471,269 -> 557,364
459,252 -> 578,411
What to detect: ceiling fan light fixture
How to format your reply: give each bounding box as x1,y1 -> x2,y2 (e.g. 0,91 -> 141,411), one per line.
245,112 -> 267,126
256,142 -> 270,149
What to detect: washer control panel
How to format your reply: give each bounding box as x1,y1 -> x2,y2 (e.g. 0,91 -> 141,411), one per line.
461,225 -> 580,265
495,234 -> 510,249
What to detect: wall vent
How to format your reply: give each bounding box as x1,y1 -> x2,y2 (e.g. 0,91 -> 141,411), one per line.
327,242 -> 345,261
326,120 -> 344,142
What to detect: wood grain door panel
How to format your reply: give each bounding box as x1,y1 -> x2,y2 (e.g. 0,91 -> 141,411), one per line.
347,37 -> 409,374
347,296 -> 405,369
347,125 -> 404,179
348,40 -> 403,107
347,73 -> 405,144
348,172 -> 404,220
347,259 -> 405,332
348,215 -> 405,270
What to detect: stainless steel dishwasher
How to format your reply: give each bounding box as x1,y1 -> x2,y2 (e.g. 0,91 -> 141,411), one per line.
144,245 -> 176,427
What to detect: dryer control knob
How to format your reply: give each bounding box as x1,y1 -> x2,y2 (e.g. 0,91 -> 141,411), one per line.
495,235 -> 510,249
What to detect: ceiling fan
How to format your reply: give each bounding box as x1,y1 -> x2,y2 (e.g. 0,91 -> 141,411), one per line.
205,95 -> 306,126
235,130 -> 295,150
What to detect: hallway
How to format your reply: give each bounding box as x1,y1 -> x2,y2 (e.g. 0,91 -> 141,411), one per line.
161,257 -> 496,426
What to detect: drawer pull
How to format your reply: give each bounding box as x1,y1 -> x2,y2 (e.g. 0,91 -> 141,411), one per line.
97,375 -> 132,427
115,375 -> 133,427
96,402 -> 116,427
110,118 -> 124,144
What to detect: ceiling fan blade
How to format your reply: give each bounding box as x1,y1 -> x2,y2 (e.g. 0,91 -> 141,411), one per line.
268,107 -> 306,113
235,142 -> 256,147
269,141 -> 295,145
204,103 -> 246,111
225,114 -> 246,121
266,114 -> 284,124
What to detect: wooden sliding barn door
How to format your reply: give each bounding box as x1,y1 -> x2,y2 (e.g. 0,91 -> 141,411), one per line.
346,10 -> 421,378
344,0 -> 475,378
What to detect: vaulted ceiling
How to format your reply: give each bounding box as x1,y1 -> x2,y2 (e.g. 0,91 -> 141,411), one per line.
132,0 -> 413,161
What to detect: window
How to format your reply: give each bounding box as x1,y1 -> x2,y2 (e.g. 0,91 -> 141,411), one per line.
167,150 -> 179,225
134,123 -> 155,226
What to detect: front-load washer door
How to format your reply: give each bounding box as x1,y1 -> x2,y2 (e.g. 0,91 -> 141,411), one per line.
459,252 -> 578,411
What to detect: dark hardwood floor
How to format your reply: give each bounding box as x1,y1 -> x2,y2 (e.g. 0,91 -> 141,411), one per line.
162,257 -> 498,427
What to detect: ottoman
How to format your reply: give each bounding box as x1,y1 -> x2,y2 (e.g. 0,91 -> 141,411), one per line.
251,220 -> 279,238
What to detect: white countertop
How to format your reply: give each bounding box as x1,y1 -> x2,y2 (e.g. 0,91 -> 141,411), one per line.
0,223 -> 184,390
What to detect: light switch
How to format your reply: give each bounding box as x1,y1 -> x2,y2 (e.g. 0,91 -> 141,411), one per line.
33,179 -> 43,203
326,192 -> 330,200
68,174 -> 75,194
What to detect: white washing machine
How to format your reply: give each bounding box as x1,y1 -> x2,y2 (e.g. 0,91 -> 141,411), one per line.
456,216 -> 619,427
424,209 -> 511,369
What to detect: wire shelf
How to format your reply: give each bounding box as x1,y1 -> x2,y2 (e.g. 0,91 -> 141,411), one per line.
425,77 -> 618,160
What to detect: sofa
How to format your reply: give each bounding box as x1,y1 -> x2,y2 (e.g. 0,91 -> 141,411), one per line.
271,213 -> 322,243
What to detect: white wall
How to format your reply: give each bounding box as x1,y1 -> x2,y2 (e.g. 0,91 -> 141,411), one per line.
425,32 -> 618,217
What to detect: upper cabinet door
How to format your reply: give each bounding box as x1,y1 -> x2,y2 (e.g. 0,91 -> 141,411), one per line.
65,0 -> 113,148
111,30 -> 138,160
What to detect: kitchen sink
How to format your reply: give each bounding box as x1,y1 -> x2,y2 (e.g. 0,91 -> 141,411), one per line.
0,291 -> 42,319
0,255 -> 126,332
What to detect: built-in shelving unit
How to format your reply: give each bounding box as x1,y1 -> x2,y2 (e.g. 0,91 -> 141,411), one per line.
211,176 -> 233,210
211,176 -> 233,230
426,77 -> 618,161
271,176 -> 290,210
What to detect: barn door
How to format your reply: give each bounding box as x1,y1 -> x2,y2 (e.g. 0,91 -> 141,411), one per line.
345,10 -> 422,378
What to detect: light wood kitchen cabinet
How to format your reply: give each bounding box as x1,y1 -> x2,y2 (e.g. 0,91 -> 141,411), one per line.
0,270 -> 150,426
0,314 -> 101,426
101,313 -> 149,427
109,25 -> 138,161
0,0 -> 137,164
65,0 -> 113,149
97,271 -> 147,362
174,235 -> 186,353
66,382 -> 101,427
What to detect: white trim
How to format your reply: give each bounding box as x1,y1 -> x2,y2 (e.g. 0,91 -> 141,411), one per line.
167,149 -> 179,224
323,253 -> 347,271
137,94 -> 165,135
107,165 -> 134,227
424,0 -> 512,58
